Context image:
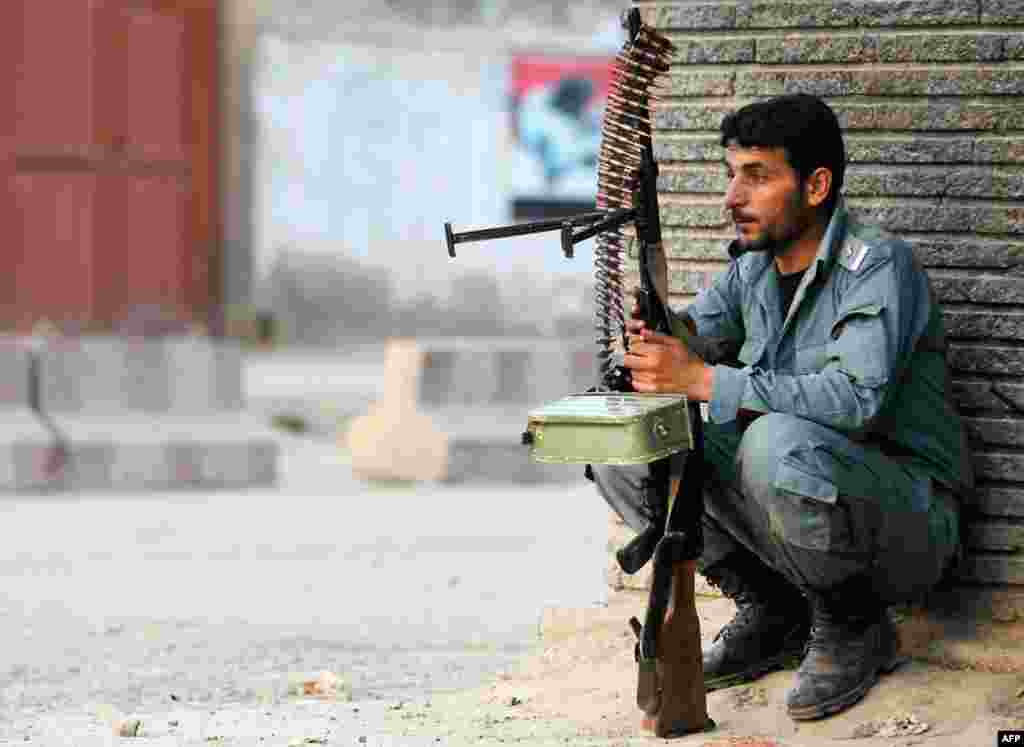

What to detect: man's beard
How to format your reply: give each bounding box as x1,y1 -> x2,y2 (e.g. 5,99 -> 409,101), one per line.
735,191 -> 809,258
741,232 -> 784,257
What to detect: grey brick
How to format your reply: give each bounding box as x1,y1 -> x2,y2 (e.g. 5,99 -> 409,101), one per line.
660,202 -> 729,229
737,70 -> 856,97
671,37 -> 755,64
930,272 -> 1024,305
944,309 -> 1024,340
663,236 -> 734,262
756,34 -> 880,64
983,0 -> 1024,24
972,484 -> 1024,517
948,343 -> 1024,376
655,104 -> 733,131
835,102 -> 1024,131
643,4 -> 738,30
666,71 -> 735,97
952,379 -> 1024,412
844,166 -> 949,197
845,136 -> 975,164
841,166 -> 1024,200
653,136 -> 721,162
964,416 -> 1024,448
910,237 -> 1024,269
944,168 -> 996,198
975,137 -> 1024,163
739,0 -> 978,29
628,266 -> 724,295
974,451 -> 1024,482
668,268 -> 717,294
756,32 -> 1003,64
879,33 -> 1003,63
968,170 -> 1024,199
1007,33 -> 1024,59
739,68 -> 1024,98
658,167 -> 727,193
850,202 -> 1024,235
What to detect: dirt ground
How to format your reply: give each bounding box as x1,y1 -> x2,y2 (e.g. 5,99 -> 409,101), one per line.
381,590 -> 1024,747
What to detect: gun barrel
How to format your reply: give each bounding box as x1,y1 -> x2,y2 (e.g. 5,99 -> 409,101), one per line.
444,211 -> 609,258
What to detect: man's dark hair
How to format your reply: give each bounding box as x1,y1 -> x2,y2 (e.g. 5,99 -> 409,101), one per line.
719,94 -> 846,218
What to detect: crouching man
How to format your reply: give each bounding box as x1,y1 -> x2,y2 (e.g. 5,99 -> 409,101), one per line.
591,94 -> 974,720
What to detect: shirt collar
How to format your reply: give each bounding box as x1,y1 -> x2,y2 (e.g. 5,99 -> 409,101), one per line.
816,197 -> 849,274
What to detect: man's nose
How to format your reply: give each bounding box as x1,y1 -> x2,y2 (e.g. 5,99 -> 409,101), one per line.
724,176 -> 746,210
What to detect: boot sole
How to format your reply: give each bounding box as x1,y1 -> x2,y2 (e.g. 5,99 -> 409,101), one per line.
704,648 -> 805,693
785,651 -> 906,721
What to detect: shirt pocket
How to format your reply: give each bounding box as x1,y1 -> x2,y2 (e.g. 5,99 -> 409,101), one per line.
770,459 -> 848,552
827,302 -> 888,386
737,337 -> 766,367
794,343 -> 829,374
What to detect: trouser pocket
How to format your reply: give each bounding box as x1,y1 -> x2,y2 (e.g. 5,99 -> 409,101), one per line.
770,459 -> 851,552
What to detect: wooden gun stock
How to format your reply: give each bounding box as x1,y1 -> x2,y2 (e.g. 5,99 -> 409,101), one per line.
634,478 -> 713,738
640,559 -> 712,737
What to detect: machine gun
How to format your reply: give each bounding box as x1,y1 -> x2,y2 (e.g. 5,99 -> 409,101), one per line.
443,9 -> 714,738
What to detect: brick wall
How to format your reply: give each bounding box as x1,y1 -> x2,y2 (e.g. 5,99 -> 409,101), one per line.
633,0 -> 1024,613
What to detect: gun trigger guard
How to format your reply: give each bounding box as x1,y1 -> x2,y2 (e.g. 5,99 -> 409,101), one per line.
636,657 -> 661,716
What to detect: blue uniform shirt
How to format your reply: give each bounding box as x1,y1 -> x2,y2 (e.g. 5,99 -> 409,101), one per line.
672,200 -> 975,497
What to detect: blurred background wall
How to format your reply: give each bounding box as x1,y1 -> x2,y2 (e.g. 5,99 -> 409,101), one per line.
1,0 -> 631,341
230,0 -> 631,345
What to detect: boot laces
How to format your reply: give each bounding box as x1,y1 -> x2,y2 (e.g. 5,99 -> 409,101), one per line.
714,594 -> 764,644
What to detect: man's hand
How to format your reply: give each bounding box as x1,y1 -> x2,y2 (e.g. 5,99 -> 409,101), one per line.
624,321 -> 714,402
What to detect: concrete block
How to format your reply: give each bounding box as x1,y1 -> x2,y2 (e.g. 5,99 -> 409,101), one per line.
166,338 -> 245,412
200,440 -> 277,487
419,350 -> 500,407
49,414 -> 278,490
57,443 -> 114,492
0,343 -> 33,408
37,337 -> 245,414
0,411 -> 62,491
347,339 -> 604,483
417,339 -> 596,408
37,337 -> 124,412
444,439 -> 579,484
108,443 -> 174,487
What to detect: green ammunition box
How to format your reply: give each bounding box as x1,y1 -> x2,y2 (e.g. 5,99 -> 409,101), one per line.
524,393 -> 693,465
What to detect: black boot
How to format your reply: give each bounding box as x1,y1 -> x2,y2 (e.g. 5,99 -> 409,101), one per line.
786,574 -> 902,721
702,551 -> 810,692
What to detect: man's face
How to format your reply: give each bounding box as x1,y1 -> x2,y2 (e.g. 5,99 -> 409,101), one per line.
723,143 -> 815,256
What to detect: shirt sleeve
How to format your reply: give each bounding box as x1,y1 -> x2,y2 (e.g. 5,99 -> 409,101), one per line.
709,251 -> 926,436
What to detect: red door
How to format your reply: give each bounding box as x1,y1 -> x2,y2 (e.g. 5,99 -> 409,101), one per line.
1,0 -> 219,333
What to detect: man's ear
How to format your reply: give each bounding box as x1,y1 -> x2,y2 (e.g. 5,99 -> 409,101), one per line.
804,167 -> 832,209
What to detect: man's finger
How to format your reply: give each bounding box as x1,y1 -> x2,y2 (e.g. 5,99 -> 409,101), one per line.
640,330 -> 675,345
623,351 -> 657,370
626,319 -> 646,334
